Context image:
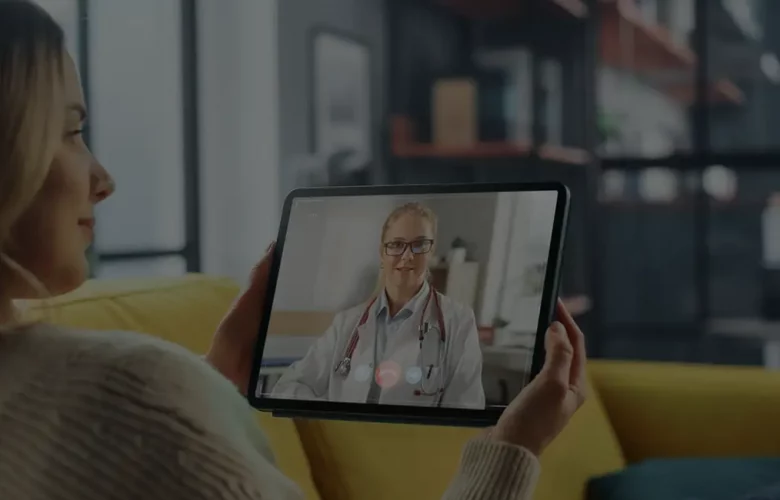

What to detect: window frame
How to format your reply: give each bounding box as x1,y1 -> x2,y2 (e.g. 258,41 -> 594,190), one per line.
80,0 -> 202,275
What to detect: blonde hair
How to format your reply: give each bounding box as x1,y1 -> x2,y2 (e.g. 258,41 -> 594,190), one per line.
373,202 -> 438,295
0,1 -> 67,325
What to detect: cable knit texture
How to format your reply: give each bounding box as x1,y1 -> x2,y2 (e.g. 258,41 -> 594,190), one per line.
444,439 -> 540,500
0,324 -> 539,500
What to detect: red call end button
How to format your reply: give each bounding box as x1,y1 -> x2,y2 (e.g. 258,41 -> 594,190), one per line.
375,361 -> 401,389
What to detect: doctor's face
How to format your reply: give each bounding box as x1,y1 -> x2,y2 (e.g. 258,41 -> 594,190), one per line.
381,213 -> 435,290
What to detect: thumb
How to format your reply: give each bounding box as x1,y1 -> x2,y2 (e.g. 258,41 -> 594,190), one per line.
540,322 -> 574,384
249,243 -> 274,284
223,244 -> 274,323
241,243 -> 275,298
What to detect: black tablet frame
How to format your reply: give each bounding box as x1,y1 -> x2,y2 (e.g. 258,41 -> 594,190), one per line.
247,182 -> 570,427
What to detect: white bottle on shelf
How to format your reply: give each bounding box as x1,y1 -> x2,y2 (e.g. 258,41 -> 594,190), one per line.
762,193 -> 780,269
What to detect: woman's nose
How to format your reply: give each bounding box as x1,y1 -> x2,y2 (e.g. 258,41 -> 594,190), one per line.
93,175 -> 115,203
91,159 -> 115,203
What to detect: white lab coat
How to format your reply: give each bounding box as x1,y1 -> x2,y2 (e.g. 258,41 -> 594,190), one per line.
271,290 -> 485,409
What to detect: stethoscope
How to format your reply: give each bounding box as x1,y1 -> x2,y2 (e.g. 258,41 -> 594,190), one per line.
334,286 -> 447,398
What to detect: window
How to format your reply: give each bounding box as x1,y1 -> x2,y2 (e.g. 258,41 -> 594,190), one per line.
69,0 -> 200,278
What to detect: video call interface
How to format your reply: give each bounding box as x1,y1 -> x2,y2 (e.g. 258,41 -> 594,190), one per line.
255,191 -> 559,410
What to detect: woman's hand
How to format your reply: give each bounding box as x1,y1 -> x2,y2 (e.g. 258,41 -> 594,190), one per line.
206,243 -> 274,395
488,299 -> 588,457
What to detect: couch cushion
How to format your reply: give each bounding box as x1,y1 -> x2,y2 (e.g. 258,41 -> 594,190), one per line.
589,361 -> 780,463
296,369 -> 625,500
588,457 -> 780,500
21,274 -> 322,500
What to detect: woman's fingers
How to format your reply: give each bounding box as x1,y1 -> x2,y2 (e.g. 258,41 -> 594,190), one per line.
556,298 -> 588,392
224,242 -> 275,330
541,321 -> 574,387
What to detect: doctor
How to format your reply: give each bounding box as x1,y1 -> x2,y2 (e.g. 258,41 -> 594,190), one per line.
272,202 -> 485,409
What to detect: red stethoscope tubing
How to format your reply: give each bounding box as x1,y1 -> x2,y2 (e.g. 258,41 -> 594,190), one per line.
336,287 -> 446,373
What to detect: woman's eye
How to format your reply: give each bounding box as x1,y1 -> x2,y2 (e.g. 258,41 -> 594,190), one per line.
64,128 -> 86,142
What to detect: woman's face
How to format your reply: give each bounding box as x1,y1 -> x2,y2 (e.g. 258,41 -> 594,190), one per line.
381,213 -> 435,290
8,53 -> 114,298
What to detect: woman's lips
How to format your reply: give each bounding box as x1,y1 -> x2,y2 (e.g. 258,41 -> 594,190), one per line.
78,218 -> 95,241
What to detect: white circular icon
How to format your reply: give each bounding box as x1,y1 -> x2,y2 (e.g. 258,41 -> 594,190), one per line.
405,366 -> 423,385
354,365 -> 372,383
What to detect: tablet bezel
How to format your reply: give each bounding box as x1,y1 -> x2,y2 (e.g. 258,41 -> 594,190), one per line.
247,182 -> 570,427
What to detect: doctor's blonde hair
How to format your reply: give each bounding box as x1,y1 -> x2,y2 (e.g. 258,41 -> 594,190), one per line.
0,0 -> 65,325
373,202 -> 438,296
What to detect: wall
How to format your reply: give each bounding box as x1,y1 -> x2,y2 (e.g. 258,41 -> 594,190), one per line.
276,0 -> 386,195
479,192 -> 559,332
273,195 -> 394,312
272,194 -> 499,312
426,193 -> 497,318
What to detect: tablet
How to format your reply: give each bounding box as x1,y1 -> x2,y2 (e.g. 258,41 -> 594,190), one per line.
248,182 -> 570,427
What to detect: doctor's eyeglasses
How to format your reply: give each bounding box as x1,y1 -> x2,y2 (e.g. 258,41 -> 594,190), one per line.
384,239 -> 434,256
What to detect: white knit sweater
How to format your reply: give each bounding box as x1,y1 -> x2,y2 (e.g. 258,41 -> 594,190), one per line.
0,324 -> 539,499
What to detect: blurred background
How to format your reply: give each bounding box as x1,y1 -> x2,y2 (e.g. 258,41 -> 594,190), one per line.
39,0 -> 780,367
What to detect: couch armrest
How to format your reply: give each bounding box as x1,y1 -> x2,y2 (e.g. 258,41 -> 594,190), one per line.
590,360 -> 780,463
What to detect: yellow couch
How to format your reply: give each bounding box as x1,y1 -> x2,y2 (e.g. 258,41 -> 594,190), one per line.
30,274 -> 780,500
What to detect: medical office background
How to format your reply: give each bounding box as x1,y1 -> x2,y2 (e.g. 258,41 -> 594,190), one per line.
41,0 -> 780,369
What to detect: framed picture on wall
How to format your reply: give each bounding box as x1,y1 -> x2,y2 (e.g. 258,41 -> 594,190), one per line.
310,29 -> 372,173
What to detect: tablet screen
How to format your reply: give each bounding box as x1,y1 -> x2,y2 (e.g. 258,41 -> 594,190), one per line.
253,188 -> 562,413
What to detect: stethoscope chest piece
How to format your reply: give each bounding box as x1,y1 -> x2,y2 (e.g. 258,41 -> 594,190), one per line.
336,357 -> 351,377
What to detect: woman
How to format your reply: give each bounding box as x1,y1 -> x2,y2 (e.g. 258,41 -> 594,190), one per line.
0,2 -> 587,499
272,203 -> 485,409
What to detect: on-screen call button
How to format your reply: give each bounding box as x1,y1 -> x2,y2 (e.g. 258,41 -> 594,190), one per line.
405,366 -> 423,385
375,361 -> 401,389
354,364 -> 372,383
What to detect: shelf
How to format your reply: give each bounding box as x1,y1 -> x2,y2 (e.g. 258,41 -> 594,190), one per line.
600,199 -> 766,209
599,0 -> 743,105
391,115 -> 592,165
600,0 -> 694,71
549,0 -> 589,18
666,79 -> 745,106
394,142 -> 591,164
436,0 -> 588,19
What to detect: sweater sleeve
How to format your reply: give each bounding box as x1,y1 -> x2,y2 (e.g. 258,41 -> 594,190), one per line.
87,340 -> 305,500
441,439 -> 541,500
